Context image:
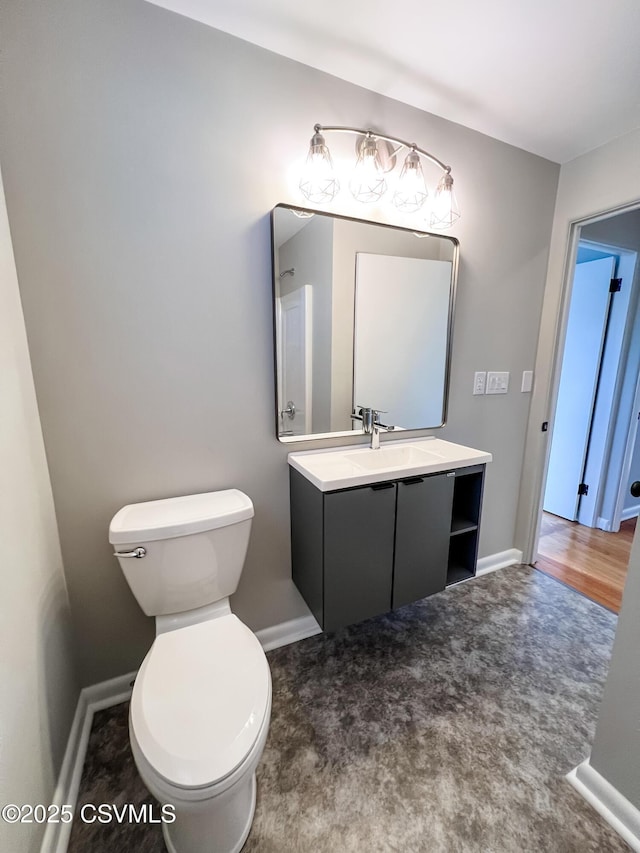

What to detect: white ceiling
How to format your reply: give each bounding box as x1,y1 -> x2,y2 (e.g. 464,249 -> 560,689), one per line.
146,0 -> 640,163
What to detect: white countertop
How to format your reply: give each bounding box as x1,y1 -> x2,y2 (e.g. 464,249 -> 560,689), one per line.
288,437 -> 492,492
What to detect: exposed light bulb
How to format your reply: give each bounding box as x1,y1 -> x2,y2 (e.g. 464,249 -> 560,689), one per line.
349,136 -> 387,203
299,128 -> 339,204
430,172 -> 460,229
393,149 -> 428,213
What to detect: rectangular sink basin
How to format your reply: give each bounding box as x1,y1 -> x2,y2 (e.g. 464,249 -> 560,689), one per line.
288,438 -> 492,492
344,444 -> 444,471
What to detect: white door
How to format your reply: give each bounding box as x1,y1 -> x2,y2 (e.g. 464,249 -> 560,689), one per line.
543,256 -> 616,520
277,286 -> 312,436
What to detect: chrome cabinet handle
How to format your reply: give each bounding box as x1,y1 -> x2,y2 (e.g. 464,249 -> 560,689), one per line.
113,547 -> 146,559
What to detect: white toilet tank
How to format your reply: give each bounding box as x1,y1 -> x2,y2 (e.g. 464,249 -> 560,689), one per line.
109,490 -> 254,617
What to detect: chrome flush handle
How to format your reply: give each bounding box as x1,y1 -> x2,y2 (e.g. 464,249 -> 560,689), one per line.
280,401 -> 296,420
113,547 -> 147,559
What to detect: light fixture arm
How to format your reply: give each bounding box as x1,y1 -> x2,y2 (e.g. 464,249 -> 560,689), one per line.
314,124 -> 452,174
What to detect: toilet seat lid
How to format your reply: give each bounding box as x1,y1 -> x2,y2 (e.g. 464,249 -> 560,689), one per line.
131,615 -> 271,789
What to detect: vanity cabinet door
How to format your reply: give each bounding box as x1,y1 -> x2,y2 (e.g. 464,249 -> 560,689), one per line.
323,483 -> 396,632
392,473 -> 454,609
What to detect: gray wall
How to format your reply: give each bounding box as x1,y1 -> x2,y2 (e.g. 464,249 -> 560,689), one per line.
514,125 -> 640,824
0,0 -> 559,685
0,169 -> 79,853
581,209 -> 640,256
588,519 -> 640,810
515,127 -> 640,562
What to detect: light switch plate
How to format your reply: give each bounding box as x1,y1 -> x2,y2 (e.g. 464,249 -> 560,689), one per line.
521,370 -> 533,392
473,371 -> 486,395
486,371 -> 509,394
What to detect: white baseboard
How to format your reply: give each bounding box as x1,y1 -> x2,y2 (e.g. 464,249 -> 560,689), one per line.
255,613 -> 322,652
621,505 -> 640,522
568,759 -> 640,852
476,548 -> 523,576
40,671 -> 136,853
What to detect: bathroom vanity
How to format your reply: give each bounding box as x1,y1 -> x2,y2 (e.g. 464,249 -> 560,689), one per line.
288,439 -> 491,632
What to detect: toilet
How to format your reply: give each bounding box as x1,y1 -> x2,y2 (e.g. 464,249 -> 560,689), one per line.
109,490 -> 271,853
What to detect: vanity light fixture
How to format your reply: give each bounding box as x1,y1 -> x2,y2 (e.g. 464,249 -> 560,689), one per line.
393,147 -> 428,213
298,126 -> 340,204
299,124 -> 460,228
430,171 -> 460,229
349,132 -> 387,203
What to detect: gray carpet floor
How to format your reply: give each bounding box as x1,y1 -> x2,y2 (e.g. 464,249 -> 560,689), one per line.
68,565 -> 630,852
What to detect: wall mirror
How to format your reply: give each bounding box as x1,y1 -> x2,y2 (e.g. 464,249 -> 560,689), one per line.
271,203 -> 458,442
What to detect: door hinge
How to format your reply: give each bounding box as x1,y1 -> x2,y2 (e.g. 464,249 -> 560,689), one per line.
610,278 -> 622,293
578,482 -> 589,496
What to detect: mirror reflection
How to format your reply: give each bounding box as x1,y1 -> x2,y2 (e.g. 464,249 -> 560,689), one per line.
272,204 -> 458,442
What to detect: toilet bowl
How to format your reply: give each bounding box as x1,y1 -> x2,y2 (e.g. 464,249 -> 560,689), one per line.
109,490 -> 271,853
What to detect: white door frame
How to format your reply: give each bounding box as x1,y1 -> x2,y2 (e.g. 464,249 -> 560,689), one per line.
519,201 -> 640,564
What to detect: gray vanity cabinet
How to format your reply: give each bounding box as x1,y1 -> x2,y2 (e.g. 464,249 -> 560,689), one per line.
290,465 -> 476,632
324,483 -> 396,632
392,474 -> 455,609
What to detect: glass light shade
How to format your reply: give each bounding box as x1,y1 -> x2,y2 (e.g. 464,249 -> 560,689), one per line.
299,131 -> 339,204
430,172 -> 460,229
349,136 -> 387,203
392,149 -> 428,212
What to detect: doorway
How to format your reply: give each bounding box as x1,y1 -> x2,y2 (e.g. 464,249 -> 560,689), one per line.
534,209 -> 640,611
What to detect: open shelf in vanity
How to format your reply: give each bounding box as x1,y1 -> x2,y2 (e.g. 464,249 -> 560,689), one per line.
447,465 -> 485,585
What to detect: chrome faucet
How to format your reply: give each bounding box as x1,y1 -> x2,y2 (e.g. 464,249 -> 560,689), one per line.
370,416 -> 395,449
352,406 -> 395,449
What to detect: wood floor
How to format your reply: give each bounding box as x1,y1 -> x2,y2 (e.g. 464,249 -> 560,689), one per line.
535,512 -> 635,613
